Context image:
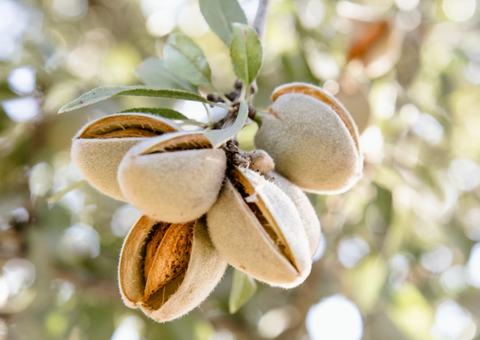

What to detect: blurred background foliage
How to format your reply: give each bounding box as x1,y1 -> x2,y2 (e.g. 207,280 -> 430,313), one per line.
1,0 -> 480,339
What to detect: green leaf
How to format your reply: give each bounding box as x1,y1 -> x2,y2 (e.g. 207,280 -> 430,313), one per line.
343,256 -> 386,313
58,86 -> 207,113
199,0 -> 247,46
205,102 -> 248,148
229,269 -> 257,314
164,33 -> 212,87
120,107 -> 188,120
230,24 -> 263,85
135,58 -> 198,93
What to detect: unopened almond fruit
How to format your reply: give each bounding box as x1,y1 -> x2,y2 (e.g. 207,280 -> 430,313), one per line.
207,167 -> 311,288
119,216 -> 226,322
72,113 -> 180,201
254,82 -> 363,194
243,149 -> 275,175
118,131 -> 227,223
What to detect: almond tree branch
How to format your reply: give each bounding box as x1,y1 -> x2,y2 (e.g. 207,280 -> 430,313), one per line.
250,0 -> 271,107
253,0 -> 271,42
211,0 -> 272,128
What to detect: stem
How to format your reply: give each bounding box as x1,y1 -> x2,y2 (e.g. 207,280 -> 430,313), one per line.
250,0 -> 271,103
212,84 -> 233,105
253,0 -> 271,42
239,83 -> 247,102
202,103 -> 214,126
218,93 -> 233,105
208,101 -> 235,110
245,85 -> 251,102
253,111 -> 265,126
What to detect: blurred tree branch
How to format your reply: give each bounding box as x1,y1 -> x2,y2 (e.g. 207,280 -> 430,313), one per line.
210,316 -> 263,340
54,269 -> 119,299
253,0 -> 271,42
278,262 -> 324,340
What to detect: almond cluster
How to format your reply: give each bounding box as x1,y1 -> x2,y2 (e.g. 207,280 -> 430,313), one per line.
71,82 -> 363,322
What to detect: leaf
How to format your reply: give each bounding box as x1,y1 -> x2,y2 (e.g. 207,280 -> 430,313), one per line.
373,184 -> 393,226
387,283 -> 434,340
135,58 -> 198,93
199,0 -> 247,46
230,24 -> 263,85
48,180 -> 88,204
205,102 -> 248,148
343,256 -> 386,313
164,33 -> 212,87
229,269 -> 257,314
176,119 -> 208,127
120,107 -> 188,120
58,86 -> 207,113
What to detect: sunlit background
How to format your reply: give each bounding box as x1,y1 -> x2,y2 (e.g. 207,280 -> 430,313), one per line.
1,0 -> 480,339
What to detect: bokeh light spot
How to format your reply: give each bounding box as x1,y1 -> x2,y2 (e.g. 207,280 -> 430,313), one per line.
2,258 -> 35,296
338,237 -> 370,268
306,295 -> 363,340
448,158 -> 480,192
413,113 -> 444,145
466,243 -> 480,288
111,315 -> 145,340
441,265 -> 468,293
258,307 -> 293,339
432,300 -> 476,340
395,0 -> 419,10
1,97 -> 40,122
442,0 -> 476,22
312,234 -> 327,262
8,67 -> 36,95
420,245 -> 453,273
61,223 -> 100,260
53,0 -> 88,19
146,10 -> 176,37
111,205 -> 142,237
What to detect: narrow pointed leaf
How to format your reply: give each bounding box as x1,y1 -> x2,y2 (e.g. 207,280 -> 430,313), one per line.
176,119 -> 208,127
48,180 -> 88,204
164,33 -> 212,87
229,269 -> 257,314
199,0 -> 247,45
120,107 -> 188,120
230,24 -> 263,85
58,86 -> 207,113
135,58 -> 197,92
205,102 -> 248,148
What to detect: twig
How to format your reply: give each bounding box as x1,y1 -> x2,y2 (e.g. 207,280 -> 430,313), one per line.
212,86 -> 234,105
250,0 -> 271,109
207,0 -> 272,127
208,101 -> 235,111
253,0 -> 271,42
210,316 -> 264,340
202,103 -> 214,126
277,261 -> 325,340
